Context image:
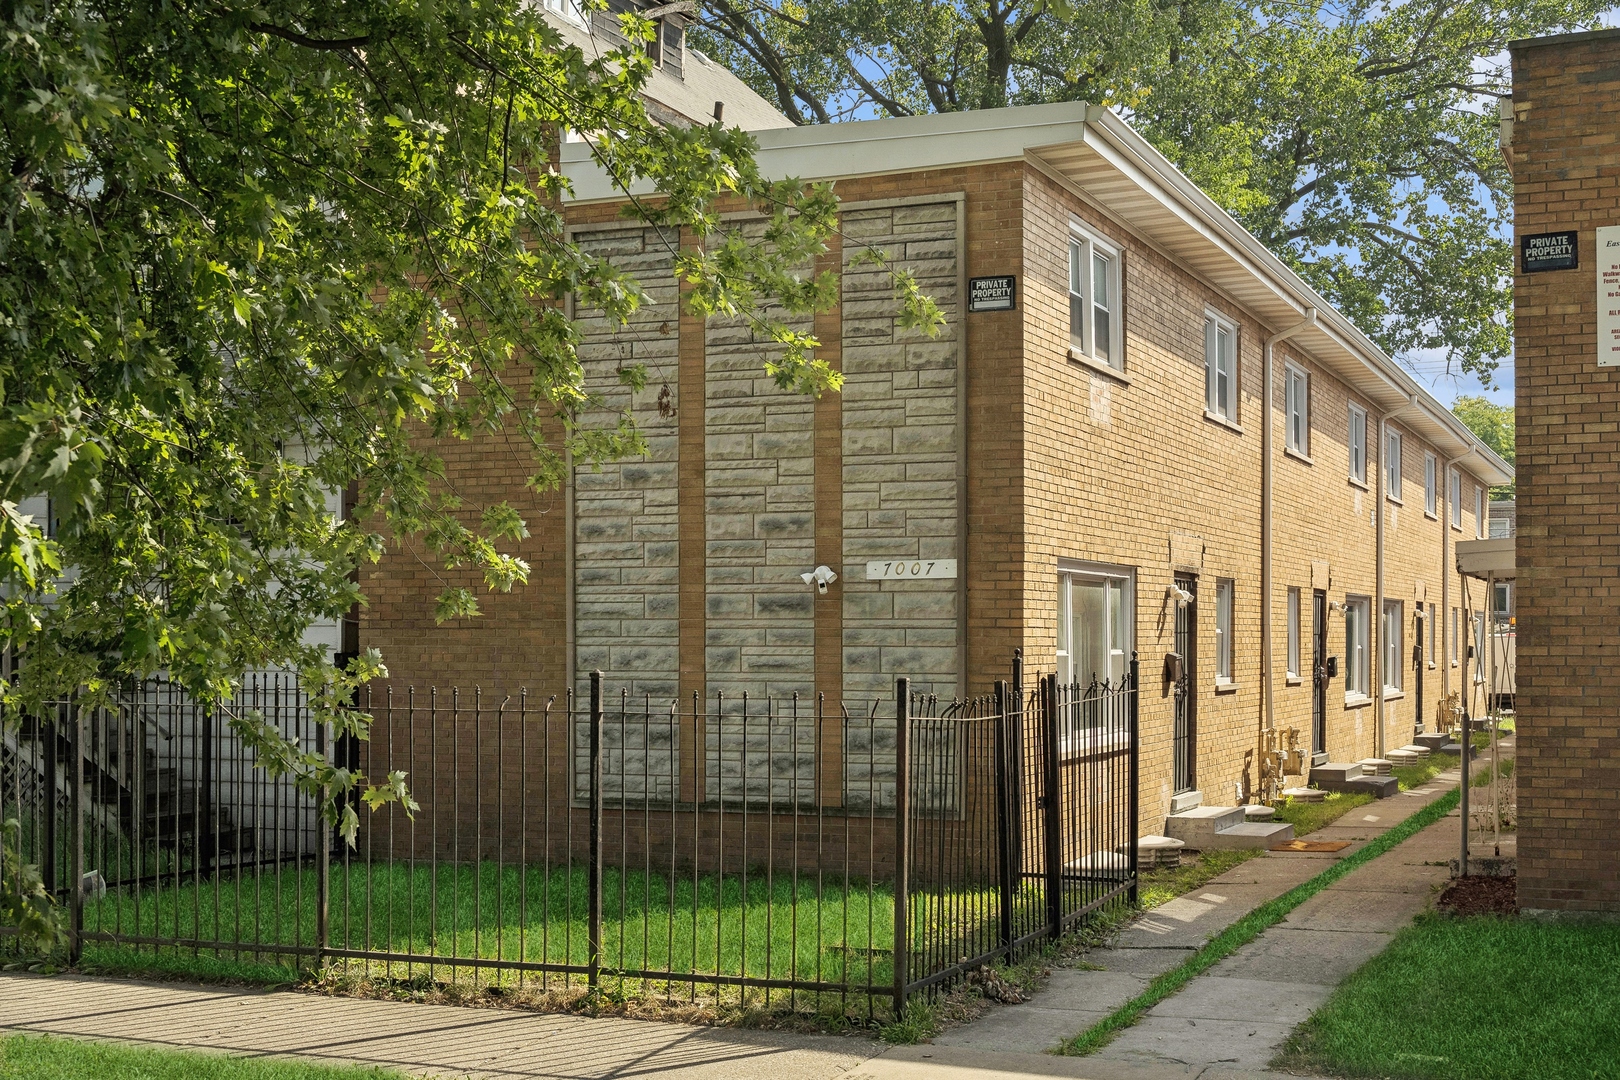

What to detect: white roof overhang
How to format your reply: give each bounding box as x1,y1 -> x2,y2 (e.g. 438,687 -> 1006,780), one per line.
1455,538 -> 1515,581
558,101 -> 1514,486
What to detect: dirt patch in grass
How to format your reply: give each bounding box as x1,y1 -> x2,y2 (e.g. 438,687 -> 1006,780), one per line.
1437,875 -> 1516,917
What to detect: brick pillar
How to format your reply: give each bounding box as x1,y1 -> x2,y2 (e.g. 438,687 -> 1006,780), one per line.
815,233 -> 845,806
678,230 -> 706,804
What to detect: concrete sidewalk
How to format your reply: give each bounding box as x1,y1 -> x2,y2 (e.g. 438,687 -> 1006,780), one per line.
0,764 -> 1476,1080
934,765 -> 1464,1061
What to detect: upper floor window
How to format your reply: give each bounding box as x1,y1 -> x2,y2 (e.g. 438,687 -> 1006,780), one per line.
1475,485 -> 1485,538
1348,404 -> 1367,484
1205,312 -> 1238,421
1424,453 -> 1438,516
1385,428 -> 1402,500
1285,364 -> 1309,455
1449,467 -> 1462,528
1069,226 -> 1122,369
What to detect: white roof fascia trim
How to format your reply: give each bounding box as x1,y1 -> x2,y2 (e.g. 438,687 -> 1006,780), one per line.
1062,128 -> 1303,317
1081,106 -> 1511,482
553,99 -> 1514,482
559,102 -> 1091,204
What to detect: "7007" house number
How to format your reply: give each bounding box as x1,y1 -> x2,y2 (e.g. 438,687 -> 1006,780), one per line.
865,559 -> 958,580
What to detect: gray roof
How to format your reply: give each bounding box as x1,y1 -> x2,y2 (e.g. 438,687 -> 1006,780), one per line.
542,8 -> 792,131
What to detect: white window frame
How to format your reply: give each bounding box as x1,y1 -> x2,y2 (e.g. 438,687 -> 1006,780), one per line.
1055,564 -> 1134,687
1344,596 -> 1371,700
1215,578 -> 1235,683
1068,224 -> 1123,370
1382,599 -> 1404,693
1475,484 -> 1486,538
1450,606 -> 1460,667
1286,587 -> 1301,679
1424,452 -> 1438,517
1205,311 -> 1239,422
1449,468 -> 1462,529
1348,404 -> 1367,484
1426,602 -> 1437,667
1385,428 -> 1402,501
1285,364 -> 1310,456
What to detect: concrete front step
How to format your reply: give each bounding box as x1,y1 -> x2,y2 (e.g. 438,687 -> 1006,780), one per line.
1202,821 -> 1295,850
1165,805 -> 1295,850
1414,732 -> 1452,751
1310,761 -> 1363,784
1165,805 -> 1246,848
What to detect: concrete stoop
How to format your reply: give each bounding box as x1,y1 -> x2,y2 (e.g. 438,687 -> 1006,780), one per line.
1165,804 -> 1294,851
1309,761 -> 1399,799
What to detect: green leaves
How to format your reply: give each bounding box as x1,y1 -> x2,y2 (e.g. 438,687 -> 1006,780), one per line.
0,819 -> 63,955
694,0 -> 1606,382
0,0 -> 930,924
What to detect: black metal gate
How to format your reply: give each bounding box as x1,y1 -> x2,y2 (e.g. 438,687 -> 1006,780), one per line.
1173,574 -> 1197,794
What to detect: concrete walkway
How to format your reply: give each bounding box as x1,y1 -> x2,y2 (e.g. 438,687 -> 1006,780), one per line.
934,765 -> 1464,1063
0,762 -> 1482,1080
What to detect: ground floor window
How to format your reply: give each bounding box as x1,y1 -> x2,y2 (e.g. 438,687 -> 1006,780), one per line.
1383,599 -> 1404,692
1214,579 -> 1235,684
1056,565 -> 1133,686
1287,587 -> 1301,678
1345,596 -> 1370,699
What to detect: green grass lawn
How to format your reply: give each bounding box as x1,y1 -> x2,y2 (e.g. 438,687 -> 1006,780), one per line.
0,1035 -> 402,1080
76,861 -> 909,989
1276,914 -> 1620,1080
1273,791 -> 1375,836
1138,849 -> 1261,909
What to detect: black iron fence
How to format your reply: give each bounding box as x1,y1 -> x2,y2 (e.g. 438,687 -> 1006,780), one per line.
1,654 -> 1137,1016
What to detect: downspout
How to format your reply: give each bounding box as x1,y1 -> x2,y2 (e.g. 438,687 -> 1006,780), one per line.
1374,411 -> 1385,759
1375,398 -> 1421,758
1262,308 -> 1317,758
1440,455 -> 1464,719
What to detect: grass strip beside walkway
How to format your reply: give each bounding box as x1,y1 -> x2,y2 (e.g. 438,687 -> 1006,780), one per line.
1058,786 -> 1462,1057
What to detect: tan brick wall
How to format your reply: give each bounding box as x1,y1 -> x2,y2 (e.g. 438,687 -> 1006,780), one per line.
358,154 -> 1493,845
1510,28 -> 1620,913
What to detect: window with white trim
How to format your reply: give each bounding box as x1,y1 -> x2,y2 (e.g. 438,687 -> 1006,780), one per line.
1450,606 -> 1460,666
1475,485 -> 1485,538
1424,452 -> 1438,516
1348,404 -> 1367,484
1345,596 -> 1370,698
1068,226 -> 1122,369
1385,428 -> 1402,500
1285,364 -> 1309,455
1055,567 -> 1133,686
1382,599 -> 1404,692
1205,312 -> 1238,421
1287,587 -> 1301,678
1215,578 -> 1235,683
1449,468 -> 1462,528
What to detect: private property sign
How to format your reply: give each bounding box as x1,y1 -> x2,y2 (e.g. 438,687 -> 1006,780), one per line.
1522,231 -> 1577,272
968,276 -> 1016,312
1600,226 -> 1620,367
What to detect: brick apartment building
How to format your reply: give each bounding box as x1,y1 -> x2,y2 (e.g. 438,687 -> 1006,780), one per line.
361,93 -> 1511,837
1507,27 -> 1620,915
